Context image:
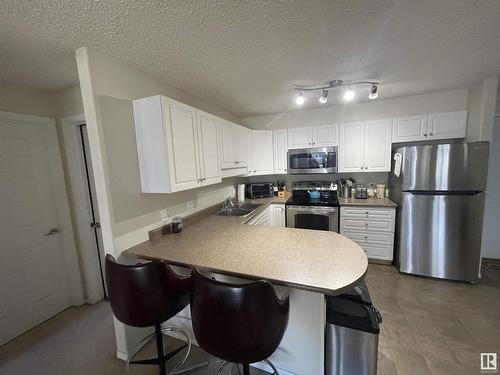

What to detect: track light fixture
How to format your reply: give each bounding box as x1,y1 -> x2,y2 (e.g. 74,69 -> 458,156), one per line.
294,79 -> 380,104
319,89 -> 329,104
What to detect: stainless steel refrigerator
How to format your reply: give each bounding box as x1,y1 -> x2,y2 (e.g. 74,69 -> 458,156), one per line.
389,142 -> 489,282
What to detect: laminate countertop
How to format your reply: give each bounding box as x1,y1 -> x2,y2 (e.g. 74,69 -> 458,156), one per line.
338,197 -> 398,207
123,195 -> 368,295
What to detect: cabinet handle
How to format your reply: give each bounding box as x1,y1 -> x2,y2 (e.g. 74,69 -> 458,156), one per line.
364,236 -> 368,239
429,133 -> 433,136
365,211 -> 369,214
360,166 -> 364,170
365,166 -> 368,170
424,133 -> 428,137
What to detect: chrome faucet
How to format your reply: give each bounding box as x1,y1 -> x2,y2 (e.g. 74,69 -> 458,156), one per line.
222,196 -> 235,210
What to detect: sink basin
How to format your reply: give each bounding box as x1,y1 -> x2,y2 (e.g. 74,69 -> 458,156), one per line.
236,202 -> 262,210
217,208 -> 255,217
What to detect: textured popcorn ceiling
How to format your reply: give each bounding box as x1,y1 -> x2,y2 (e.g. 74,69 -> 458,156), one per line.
1,1 -> 500,117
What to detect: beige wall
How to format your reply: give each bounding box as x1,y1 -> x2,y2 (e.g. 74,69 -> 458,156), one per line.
76,47 -> 241,255
242,89 -> 468,130
0,80 -> 55,117
467,77 -> 498,142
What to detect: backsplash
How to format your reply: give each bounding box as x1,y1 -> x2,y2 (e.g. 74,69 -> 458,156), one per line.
243,172 -> 389,190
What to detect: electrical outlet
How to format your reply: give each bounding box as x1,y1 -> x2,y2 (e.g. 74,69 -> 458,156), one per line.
160,209 -> 168,221
186,200 -> 194,211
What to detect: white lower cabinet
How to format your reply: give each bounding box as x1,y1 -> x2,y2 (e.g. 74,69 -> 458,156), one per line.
271,204 -> 286,227
245,204 -> 285,228
340,206 -> 395,261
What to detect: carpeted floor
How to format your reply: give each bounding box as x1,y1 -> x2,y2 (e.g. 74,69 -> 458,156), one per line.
0,263 -> 499,375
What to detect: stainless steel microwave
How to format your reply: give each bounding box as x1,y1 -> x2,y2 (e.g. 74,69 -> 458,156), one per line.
288,146 -> 338,174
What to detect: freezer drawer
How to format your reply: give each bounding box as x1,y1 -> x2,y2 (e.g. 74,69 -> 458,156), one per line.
398,192 -> 485,281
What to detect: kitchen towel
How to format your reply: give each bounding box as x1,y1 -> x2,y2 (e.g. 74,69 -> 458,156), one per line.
237,184 -> 245,202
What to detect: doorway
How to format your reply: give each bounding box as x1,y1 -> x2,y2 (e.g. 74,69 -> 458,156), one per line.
62,115 -> 106,303
0,111 -> 83,346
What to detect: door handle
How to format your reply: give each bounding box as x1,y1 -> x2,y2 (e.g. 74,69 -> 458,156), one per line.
44,228 -> 59,236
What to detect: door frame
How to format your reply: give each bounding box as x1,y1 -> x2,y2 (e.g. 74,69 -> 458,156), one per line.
0,110 -> 84,306
61,114 -> 106,303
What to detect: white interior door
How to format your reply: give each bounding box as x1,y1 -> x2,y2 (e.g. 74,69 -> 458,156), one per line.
0,116 -> 73,345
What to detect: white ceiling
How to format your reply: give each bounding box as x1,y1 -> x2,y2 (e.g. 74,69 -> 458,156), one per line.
1,1 -> 500,117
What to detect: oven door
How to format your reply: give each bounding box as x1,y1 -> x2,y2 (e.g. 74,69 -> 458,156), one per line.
288,147 -> 338,174
286,205 -> 339,232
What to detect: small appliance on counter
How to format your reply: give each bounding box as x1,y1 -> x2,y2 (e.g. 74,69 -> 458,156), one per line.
354,184 -> 368,199
245,183 -> 274,199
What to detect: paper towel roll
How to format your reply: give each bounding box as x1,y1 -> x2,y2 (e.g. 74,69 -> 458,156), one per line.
237,184 -> 245,202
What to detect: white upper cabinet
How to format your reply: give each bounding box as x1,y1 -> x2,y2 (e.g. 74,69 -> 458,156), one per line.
364,119 -> 392,172
393,111 -> 466,143
339,122 -> 365,172
133,96 -> 207,193
220,119 -> 237,168
287,127 -> 312,149
339,120 -> 392,173
197,110 -> 222,186
287,125 -> 338,149
427,111 -> 467,140
219,121 -> 251,170
248,130 -> 273,175
312,124 -> 339,147
236,125 -> 251,166
273,129 -> 288,174
392,115 -> 428,142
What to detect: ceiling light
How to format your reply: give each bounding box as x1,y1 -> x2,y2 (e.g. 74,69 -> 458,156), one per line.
343,89 -> 355,101
368,84 -> 378,99
319,89 -> 329,104
296,91 -> 305,105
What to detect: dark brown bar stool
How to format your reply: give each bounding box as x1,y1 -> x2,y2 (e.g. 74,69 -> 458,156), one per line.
105,255 -> 207,375
190,268 -> 290,375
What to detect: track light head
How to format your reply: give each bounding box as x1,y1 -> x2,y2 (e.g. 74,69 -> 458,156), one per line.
369,84 -> 378,99
296,91 -> 305,105
343,89 -> 355,101
319,89 -> 329,104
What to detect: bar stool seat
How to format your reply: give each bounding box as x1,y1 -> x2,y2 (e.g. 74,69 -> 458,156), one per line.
190,269 -> 290,375
105,255 -> 207,375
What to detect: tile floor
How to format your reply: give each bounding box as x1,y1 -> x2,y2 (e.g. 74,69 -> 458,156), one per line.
0,263 -> 499,375
367,261 -> 500,375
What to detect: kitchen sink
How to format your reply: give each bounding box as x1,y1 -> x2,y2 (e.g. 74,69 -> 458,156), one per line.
217,202 -> 262,217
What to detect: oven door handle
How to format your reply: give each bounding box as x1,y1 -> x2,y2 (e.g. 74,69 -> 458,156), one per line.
286,206 -> 338,214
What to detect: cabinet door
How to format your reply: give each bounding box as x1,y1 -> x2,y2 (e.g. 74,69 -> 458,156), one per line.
273,129 -> 288,174
251,130 -> 274,175
220,120 -> 236,168
164,99 -> 201,191
287,127 -> 312,149
392,115 -> 427,142
271,205 -> 286,227
235,125 -> 251,167
427,111 -> 466,140
364,119 -> 391,172
339,122 -> 364,172
197,110 -> 222,186
312,124 -> 339,146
